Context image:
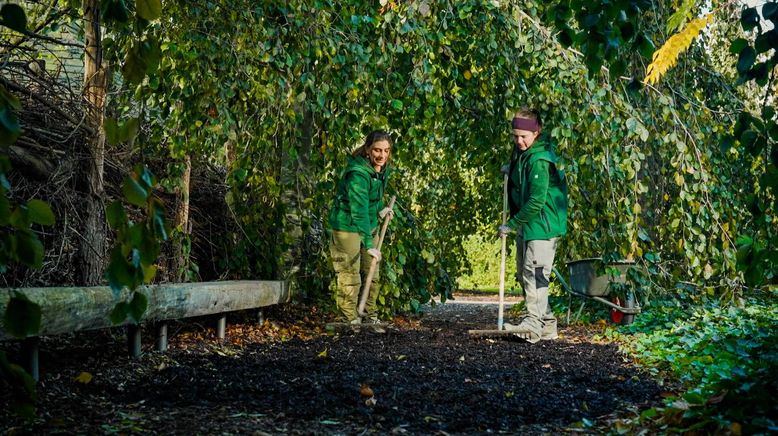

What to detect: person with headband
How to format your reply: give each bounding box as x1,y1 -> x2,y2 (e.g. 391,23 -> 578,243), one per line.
498,109 -> 568,343
329,130 -> 394,330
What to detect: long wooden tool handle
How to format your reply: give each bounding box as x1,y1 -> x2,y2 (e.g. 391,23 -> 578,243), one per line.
357,196 -> 397,317
497,173 -> 508,330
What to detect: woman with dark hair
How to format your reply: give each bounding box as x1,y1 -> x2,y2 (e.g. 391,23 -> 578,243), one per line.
329,131 -> 394,327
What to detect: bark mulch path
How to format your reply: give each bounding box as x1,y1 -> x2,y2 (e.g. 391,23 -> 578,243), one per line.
1,301 -> 661,435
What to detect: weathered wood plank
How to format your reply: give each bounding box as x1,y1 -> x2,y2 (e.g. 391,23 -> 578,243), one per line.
0,280 -> 288,340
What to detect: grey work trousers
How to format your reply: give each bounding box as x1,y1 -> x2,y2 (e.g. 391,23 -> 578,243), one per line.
516,233 -> 559,335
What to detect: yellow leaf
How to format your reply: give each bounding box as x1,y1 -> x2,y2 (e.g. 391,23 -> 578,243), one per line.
317,348 -> 328,358
75,372 -> 93,384
463,70 -> 472,80
644,14 -> 713,85
674,172 -> 685,186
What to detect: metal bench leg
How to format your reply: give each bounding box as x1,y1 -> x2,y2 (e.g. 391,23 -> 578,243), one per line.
22,337 -> 39,382
217,315 -> 226,340
156,323 -> 168,352
257,309 -> 265,326
127,325 -> 141,358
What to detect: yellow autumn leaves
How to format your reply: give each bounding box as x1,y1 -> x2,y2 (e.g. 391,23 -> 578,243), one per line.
644,14 -> 713,85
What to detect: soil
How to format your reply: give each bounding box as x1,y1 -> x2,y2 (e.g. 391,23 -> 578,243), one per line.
1,300 -> 662,435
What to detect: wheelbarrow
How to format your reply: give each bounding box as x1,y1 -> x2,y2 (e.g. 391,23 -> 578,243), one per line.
552,258 -> 641,325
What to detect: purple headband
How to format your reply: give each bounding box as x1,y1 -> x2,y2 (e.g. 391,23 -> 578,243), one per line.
512,117 -> 539,131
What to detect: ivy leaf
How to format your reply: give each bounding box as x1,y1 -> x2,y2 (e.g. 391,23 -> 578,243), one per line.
101,0 -> 130,23
150,199 -> 168,240
3,291 -> 41,338
558,26 -> 575,47
0,84 -> 21,147
719,134 -> 734,153
106,200 -> 127,231
140,37 -> 161,74
391,99 -> 404,111
122,177 -> 148,207
14,229 -> 44,269
109,301 -> 130,325
106,247 -> 132,295
729,38 -> 748,55
127,291 -> 148,322
762,2 -> 778,21
0,4 -> 27,32
25,199 -> 55,226
121,117 -> 140,143
104,118 -> 122,145
736,46 -> 756,74
122,45 -> 148,84
740,7 -> 759,32
136,0 -> 162,21
754,33 -> 771,54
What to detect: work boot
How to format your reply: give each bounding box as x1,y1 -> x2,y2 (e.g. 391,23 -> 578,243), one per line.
540,318 -> 559,341
541,324 -> 559,340
502,323 -> 540,343
364,319 -> 386,334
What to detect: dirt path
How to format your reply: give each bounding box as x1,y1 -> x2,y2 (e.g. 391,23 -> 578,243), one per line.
1,302 -> 660,435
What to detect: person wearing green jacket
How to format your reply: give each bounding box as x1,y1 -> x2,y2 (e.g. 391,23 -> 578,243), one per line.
498,109 -> 568,343
329,130 -> 394,327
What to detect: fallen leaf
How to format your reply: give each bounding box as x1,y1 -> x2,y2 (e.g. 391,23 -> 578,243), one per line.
75,372 -> 93,384
360,383 -> 374,397
365,397 -> 377,407
317,348 -> 328,358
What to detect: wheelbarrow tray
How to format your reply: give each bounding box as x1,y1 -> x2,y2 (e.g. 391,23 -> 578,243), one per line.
566,258 -> 635,297
552,258 -> 641,316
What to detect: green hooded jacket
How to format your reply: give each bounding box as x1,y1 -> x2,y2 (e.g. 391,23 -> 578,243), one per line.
506,134 -> 568,241
329,155 -> 390,249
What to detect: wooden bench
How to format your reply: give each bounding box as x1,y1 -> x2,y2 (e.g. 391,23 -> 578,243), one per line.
0,280 -> 289,380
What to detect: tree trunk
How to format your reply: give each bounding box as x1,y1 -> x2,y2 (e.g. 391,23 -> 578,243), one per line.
82,0 -> 107,285
170,155 -> 192,282
279,108 -> 315,292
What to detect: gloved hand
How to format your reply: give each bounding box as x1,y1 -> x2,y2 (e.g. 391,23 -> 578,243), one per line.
497,224 -> 513,238
379,207 -> 394,220
500,164 -> 510,175
367,248 -> 382,261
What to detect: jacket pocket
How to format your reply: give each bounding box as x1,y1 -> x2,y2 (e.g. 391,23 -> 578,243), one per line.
540,209 -> 551,233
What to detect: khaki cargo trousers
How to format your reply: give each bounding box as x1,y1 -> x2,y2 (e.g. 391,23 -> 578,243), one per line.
515,233 -> 559,336
330,230 -> 380,323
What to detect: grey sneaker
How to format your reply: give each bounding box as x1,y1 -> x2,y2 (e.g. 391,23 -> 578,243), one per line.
502,323 -> 540,343
364,319 -> 386,334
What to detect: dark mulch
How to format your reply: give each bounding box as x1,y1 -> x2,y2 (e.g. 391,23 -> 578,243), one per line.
1,302 -> 661,435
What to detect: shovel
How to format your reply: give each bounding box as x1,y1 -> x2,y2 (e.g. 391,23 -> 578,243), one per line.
357,195 -> 397,317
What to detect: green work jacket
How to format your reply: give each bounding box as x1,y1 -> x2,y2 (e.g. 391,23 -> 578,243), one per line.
329,155 -> 390,249
506,134 -> 568,241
